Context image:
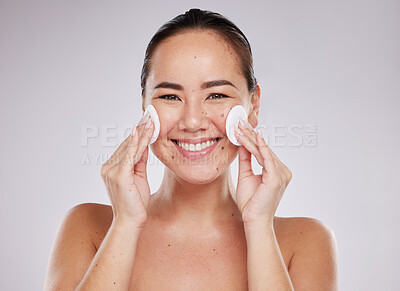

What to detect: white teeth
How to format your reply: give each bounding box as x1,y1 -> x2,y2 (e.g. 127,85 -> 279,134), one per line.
176,139 -> 217,152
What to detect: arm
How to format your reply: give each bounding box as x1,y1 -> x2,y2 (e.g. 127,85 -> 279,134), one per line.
244,218 -> 338,291
244,220 -> 294,291
44,203 -> 143,290
234,109 -> 338,289
45,115 -> 154,290
76,218 -> 142,290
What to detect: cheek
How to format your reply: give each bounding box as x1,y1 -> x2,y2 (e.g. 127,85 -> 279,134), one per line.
158,113 -> 176,138
205,105 -> 232,136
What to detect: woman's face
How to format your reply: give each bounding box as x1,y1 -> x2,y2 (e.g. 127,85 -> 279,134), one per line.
143,30 -> 257,184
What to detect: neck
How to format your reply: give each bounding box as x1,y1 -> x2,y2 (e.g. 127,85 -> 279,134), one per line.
151,166 -> 241,229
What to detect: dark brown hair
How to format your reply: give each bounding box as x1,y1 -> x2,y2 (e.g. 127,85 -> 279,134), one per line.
140,8 -> 257,97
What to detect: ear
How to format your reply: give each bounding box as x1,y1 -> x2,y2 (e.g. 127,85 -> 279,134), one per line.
141,88 -> 146,112
248,84 -> 261,129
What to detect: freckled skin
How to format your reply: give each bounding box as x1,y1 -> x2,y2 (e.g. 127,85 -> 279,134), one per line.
142,31 -> 256,184
126,31 -> 263,288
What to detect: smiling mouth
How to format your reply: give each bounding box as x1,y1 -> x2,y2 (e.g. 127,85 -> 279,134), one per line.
171,138 -> 222,152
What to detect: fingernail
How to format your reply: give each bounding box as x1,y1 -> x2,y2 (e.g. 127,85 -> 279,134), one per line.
131,125 -> 137,136
246,120 -> 254,130
235,127 -> 244,135
240,118 -> 253,130
139,112 -> 150,125
257,129 -> 263,138
239,119 -> 248,129
145,117 -> 152,129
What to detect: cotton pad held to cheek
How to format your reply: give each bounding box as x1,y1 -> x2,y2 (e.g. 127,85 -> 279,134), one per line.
143,105 -> 160,144
225,105 -> 248,146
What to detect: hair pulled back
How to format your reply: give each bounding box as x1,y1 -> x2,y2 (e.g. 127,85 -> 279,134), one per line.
140,8 -> 257,97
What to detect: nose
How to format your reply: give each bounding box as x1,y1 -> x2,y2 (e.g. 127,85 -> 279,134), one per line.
178,100 -> 209,133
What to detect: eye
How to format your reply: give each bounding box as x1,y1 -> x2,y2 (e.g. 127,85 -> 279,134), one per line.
158,95 -> 181,101
207,93 -> 229,100
158,93 -> 229,101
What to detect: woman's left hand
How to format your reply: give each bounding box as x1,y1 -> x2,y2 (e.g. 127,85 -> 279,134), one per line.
234,119 -> 293,226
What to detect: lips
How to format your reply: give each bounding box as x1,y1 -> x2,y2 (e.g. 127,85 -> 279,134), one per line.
172,137 -> 221,144
171,137 -> 222,159
173,138 -> 220,151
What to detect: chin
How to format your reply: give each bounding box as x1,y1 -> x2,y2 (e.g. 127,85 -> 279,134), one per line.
175,169 -> 220,185
163,158 -> 223,184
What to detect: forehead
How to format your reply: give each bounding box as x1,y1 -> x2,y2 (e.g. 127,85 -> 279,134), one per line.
147,30 -> 246,90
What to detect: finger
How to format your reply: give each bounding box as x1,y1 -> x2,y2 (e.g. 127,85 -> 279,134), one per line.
138,111 -> 150,126
255,130 -> 278,175
266,146 -> 292,184
101,132 -> 132,172
234,128 -> 265,167
101,112 -> 150,173
132,118 -> 154,165
132,145 -> 151,207
238,119 -> 281,170
251,129 -> 291,180
237,145 -> 254,180
136,114 -> 151,143
237,120 -> 287,182
235,119 -> 269,168
134,145 -> 149,179
119,116 -> 153,172
238,119 -> 258,145
119,124 -> 140,172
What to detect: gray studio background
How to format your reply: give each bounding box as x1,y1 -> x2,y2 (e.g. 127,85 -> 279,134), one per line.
1,0 -> 399,290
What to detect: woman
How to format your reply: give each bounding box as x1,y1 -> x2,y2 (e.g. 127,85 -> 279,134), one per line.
44,9 -> 338,290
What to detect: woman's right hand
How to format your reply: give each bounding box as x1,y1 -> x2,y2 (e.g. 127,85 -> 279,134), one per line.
100,113 -> 154,227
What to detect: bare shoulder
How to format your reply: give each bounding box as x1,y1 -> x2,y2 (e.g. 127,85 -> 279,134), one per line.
67,202 -> 112,216
58,202 -> 113,235
44,203 -> 113,290
65,202 -> 114,247
274,216 -> 337,257
274,216 -> 339,290
66,202 -> 113,227
274,216 -> 336,240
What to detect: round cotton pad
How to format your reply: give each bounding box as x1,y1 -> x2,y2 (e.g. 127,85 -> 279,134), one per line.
143,104 -> 160,144
225,105 -> 248,146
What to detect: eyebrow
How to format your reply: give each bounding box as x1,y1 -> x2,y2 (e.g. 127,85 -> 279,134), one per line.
154,79 -> 238,91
